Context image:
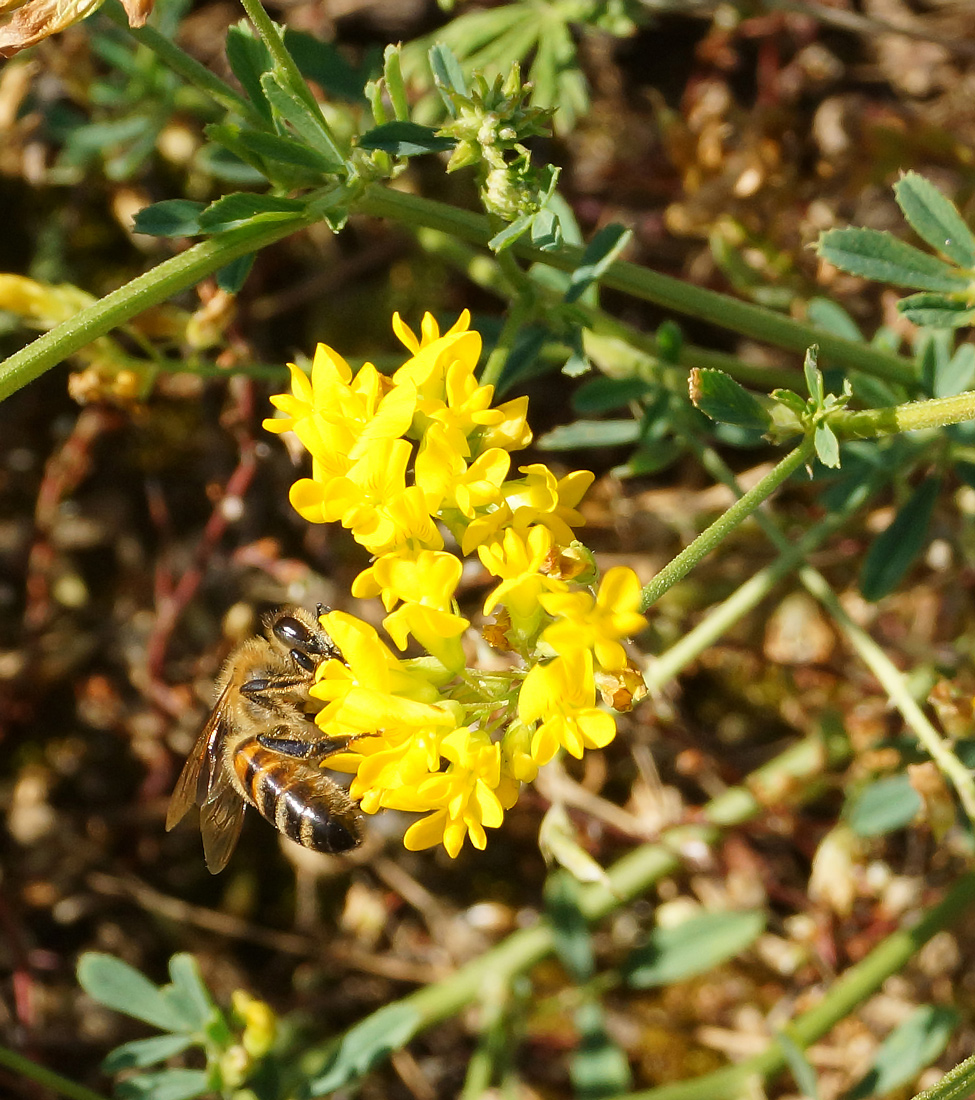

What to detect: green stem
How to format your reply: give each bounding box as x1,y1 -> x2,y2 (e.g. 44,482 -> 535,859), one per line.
479,252 -> 536,389
416,228 -> 801,391
833,390 -> 975,437
799,569 -> 975,821
2,186 -> 921,404
579,308 -> 800,391
100,0 -> 266,128
638,436 -> 815,612
298,732 -> 851,1092
0,214 -> 309,403
688,437 -> 975,821
358,188 -> 918,387
0,1045 -> 110,1100
643,472 -> 876,691
623,873 -> 975,1100
236,0 -> 322,118
914,1054 -> 975,1100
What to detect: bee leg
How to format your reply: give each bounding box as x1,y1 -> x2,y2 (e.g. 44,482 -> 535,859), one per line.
239,676 -> 307,708
257,729 -> 353,760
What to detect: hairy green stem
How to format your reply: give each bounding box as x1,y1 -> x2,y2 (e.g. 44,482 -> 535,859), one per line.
416,228 -> 801,391
358,188 -> 919,386
2,186 -> 920,404
623,873 -> 975,1100
298,732 -> 851,1092
0,215 -> 309,403
638,437 -> 815,612
0,1046 -> 110,1100
100,0 -> 266,128
915,1054 -> 975,1100
833,390 -> 975,437
236,0 -> 323,119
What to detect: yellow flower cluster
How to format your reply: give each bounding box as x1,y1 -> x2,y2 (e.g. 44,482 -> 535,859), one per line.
264,312 -> 646,857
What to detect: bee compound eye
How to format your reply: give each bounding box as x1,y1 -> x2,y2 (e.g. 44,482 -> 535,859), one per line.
273,615 -> 310,648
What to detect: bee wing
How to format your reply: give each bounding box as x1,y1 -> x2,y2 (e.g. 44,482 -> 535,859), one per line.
165,683 -> 232,831
200,783 -> 246,874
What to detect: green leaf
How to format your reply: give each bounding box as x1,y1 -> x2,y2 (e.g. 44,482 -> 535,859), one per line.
935,343 -> 975,398
564,224 -> 631,304
771,388 -> 807,417
613,438 -> 684,478
656,320 -> 683,364
429,42 -> 467,109
817,227 -> 971,292
259,72 -> 345,169
197,192 -> 308,234
573,377 -> 653,414
538,420 -> 641,450
845,774 -> 922,837
358,121 -> 455,156
571,1000 -> 633,1099
544,871 -> 595,984
496,324 -> 550,392
132,200 -> 205,238
530,208 -> 562,251
225,22 -> 274,121
204,124 -> 277,181
116,1069 -> 210,1100
804,345 -> 824,404
220,126 -> 341,173
309,1003 -> 421,1092
216,253 -> 255,294
897,294 -> 975,329
102,1033 -> 196,1072
806,297 -> 862,342
77,954 -> 195,1032
859,476 -> 940,601
624,910 -> 766,988
488,212 -> 535,252
689,369 -> 772,430
845,1005 -> 958,1100
165,955 -> 214,1032
195,144 -> 268,186
284,29 -> 374,103
893,171 -> 975,268
776,1031 -> 820,1100
814,423 -> 841,469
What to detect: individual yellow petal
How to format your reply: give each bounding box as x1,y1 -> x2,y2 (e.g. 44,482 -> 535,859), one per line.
404,811 -> 448,851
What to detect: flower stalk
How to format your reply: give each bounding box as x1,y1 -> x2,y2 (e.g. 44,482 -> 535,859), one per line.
638,436 -> 815,612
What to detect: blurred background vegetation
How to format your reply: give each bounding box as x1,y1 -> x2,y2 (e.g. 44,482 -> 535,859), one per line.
3,1 -> 975,1098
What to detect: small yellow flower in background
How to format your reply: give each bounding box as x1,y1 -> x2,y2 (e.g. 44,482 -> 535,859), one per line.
265,312 -> 648,857
231,990 -> 277,1060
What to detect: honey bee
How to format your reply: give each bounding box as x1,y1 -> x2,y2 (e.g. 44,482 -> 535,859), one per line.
166,607 -> 362,874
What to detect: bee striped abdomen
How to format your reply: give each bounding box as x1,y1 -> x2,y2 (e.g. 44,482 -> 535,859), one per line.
233,741 -> 360,855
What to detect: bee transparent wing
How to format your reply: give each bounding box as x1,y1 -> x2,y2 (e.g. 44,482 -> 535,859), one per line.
200,782 -> 246,874
166,682 -> 232,830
